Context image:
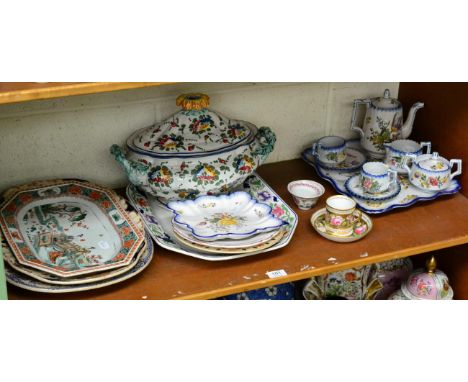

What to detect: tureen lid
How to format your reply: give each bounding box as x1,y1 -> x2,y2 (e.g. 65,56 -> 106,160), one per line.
401,256 -> 453,300
417,152 -> 449,171
127,93 -> 255,157
371,89 -> 401,109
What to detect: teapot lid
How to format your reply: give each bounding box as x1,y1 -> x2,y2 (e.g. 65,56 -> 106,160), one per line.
417,152 -> 449,171
401,256 -> 453,300
127,93 -> 255,157
371,89 -> 402,110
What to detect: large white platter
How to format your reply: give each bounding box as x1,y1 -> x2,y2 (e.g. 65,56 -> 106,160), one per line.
126,173 -> 298,261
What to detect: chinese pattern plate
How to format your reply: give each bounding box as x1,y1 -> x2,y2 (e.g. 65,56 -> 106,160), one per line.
3,232 -> 153,293
0,180 -> 145,277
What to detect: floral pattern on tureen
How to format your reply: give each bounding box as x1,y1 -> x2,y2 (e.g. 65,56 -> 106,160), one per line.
111,94 -> 276,201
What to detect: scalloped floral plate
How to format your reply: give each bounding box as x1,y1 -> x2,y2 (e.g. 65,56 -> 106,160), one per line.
172,223 -> 279,249
126,173 -> 298,261
168,191 -> 287,241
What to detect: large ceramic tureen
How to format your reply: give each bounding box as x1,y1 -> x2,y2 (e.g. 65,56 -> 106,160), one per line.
111,94 -> 276,201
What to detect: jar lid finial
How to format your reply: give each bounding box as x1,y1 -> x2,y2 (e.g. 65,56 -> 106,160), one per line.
426,256 -> 437,273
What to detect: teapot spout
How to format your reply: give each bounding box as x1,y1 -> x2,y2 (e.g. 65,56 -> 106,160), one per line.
401,102 -> 424,139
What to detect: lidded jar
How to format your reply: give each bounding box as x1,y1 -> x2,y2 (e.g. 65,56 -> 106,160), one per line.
403,152 -> 462,192
400,257 -> 453,300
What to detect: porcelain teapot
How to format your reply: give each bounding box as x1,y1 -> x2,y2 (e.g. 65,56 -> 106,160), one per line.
351,89 -> 424,159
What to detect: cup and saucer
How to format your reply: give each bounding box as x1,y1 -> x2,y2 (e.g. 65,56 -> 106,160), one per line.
310,195 -> 372,243
310,136 -> 366,173
344,162 -> 401,202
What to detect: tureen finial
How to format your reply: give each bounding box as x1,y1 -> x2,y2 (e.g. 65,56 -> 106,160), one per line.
176,93 -> 210,111
426,256 -> 437,273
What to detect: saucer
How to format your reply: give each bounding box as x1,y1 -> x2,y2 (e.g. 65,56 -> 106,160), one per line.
344,174 -> 401,202
310,208 -> 372,243
316,148 -> 366,172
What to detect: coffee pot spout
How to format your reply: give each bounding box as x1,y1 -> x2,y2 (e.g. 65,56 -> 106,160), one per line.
401,102 -> 424,139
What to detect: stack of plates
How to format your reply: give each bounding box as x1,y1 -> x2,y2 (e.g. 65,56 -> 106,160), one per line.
167,191 -> 288,255
0,180 -> 153,293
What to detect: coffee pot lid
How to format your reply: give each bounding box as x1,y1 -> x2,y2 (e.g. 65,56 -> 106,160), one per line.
126,94 -> 255,157
371,89 -> 402,110
401,256 -> 453,300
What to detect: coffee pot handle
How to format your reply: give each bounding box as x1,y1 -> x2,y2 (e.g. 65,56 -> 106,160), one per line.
350,99 -> 371,138
420,141 -> 431,154
449,159 -> 462,179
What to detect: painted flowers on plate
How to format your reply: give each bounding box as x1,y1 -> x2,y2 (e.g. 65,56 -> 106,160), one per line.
167,191 -> 287,241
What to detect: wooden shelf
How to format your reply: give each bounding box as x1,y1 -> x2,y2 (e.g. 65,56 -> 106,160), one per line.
7,159 -> 468,300
0,82 -> 174,105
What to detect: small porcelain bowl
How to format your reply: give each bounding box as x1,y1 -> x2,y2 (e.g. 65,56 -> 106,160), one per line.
287,180 -> 325,210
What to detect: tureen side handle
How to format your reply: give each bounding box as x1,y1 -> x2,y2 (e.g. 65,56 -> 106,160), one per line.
110,144 -> 150,188
250,127 -> 276,164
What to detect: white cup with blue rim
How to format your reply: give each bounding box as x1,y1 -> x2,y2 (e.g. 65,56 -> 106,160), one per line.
311,136 -> 346,165
361,162 -> 398,194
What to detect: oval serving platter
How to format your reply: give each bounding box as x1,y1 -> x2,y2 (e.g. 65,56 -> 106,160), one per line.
0,180 -> 145,278
3,232 -> 153,294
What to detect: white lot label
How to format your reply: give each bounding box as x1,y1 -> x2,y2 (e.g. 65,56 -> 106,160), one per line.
266,269 -> 287,278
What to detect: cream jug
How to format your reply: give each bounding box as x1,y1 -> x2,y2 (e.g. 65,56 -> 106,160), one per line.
350,89 -> 424,159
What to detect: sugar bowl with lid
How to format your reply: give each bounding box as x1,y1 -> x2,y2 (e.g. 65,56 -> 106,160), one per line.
110,93 -> 276,201
389,256 -> 454,300
402,152 -> 462,191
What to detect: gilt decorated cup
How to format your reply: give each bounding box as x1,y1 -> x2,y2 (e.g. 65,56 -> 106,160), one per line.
324,195 -> 358,237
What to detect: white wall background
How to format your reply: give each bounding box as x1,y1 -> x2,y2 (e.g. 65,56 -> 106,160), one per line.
0,82 -> 398,191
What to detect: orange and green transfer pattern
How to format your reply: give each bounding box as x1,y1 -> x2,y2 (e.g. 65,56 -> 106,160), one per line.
0,245 -> 7,300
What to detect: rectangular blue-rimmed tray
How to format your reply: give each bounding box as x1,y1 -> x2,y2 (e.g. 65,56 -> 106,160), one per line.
302,139 -> 461,214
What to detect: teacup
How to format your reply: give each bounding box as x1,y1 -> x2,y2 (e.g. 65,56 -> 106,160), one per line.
384,139 -> 431,174
287,180 -> 325,210
324,195 -> 358,237
361,162 -> 397,194
311,136 -> 346,165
